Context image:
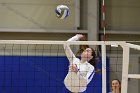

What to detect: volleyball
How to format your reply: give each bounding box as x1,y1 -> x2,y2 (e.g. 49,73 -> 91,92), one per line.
55,5 -> 69,19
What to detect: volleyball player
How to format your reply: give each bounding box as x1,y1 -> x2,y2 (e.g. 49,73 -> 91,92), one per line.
109,79 -> 121,93
62,34 -> 96,93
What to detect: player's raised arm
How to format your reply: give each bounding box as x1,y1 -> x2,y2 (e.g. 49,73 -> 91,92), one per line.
63,34 -> 84,63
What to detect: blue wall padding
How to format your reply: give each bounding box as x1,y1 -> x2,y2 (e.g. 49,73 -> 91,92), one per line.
96,56 -> 110,93
0,56 -> 109,93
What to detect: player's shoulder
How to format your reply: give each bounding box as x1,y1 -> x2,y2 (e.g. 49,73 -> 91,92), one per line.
73,57 -> 80,63
75,57 -> 80,61
87,63 -> 94,70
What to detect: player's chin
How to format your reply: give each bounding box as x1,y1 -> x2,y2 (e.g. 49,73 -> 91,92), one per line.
81,54 -> 87,58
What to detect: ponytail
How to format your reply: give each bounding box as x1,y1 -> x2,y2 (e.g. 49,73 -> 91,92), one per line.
89,48 -> 96,68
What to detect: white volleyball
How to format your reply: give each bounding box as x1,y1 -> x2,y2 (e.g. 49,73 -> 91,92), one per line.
55,5 -> 69,19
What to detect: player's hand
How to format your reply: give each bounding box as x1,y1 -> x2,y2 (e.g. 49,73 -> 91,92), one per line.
76,34 -> 86,41
112,86 -> 120,93
69,64 -> 78,73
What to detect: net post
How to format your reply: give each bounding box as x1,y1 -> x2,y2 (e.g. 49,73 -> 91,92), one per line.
121,43 -> 130,93
102,43 -> 106,93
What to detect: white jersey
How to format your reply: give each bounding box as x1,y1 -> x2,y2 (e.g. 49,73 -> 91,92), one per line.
64,35 -> 95,92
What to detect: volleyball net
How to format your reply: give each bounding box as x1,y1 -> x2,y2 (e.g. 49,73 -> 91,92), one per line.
0,40 -> 140,93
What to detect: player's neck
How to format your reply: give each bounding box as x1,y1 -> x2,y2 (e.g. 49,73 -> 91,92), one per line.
80,59 -> 87,63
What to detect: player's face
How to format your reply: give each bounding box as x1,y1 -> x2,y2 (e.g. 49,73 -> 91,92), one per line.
81,48 -> 93,61
111,80 -> 120,87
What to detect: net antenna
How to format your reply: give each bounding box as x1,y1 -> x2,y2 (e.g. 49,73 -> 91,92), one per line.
101,0 -> 108,92
102,0 -> 107,41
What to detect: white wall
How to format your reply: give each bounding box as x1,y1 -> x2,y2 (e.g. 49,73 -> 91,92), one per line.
0,0 -> 75,29
106,0 -> 140,31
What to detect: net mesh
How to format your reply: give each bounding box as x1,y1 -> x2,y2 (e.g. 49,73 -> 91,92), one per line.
0,40 -> 140,93
0,42 -> 101,93
106,42 -> 140,93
